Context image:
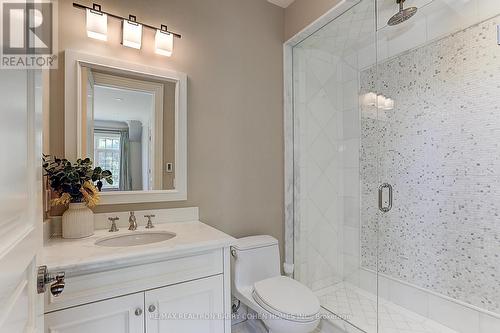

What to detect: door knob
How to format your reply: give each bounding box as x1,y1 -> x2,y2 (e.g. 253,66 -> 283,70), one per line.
148,304 -> 156,312
135,308 -> 143,316
37,265 -> 65,297
50,274 -> 65,297
378,183 -> 393,213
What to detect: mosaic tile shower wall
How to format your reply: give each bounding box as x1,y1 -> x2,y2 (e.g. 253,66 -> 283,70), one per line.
360,16 -> 500,313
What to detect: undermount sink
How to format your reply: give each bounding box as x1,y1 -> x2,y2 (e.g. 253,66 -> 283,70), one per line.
95,231 -> 176,247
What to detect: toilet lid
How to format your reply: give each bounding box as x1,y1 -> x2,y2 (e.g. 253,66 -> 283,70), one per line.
252,276 -> 320,321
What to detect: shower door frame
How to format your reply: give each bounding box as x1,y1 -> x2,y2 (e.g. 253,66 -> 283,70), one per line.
283,1 -> 380,332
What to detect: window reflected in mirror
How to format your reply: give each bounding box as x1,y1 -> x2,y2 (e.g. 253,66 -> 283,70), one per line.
94,131 -> 121,190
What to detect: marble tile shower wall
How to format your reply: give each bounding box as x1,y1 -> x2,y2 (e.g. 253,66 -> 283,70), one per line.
360,16 -> 500,314
293,45 -> 361,292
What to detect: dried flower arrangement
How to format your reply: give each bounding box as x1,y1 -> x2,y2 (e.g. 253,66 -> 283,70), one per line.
42,155 -> 113,208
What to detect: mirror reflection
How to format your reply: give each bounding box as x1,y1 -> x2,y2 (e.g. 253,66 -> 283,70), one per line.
81,67 -> 176,191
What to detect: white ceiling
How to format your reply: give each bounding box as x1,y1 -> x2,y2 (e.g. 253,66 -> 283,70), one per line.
93,85 -> 154,124
267,0 -> 295,8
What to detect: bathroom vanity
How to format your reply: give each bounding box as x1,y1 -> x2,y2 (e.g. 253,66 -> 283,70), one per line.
41,52 -> 236,332
42,208 -> 234,333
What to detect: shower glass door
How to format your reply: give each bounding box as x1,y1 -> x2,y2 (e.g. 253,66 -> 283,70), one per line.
372,1 -> 500,332
292,1 -> 379,332
293,0 -> 500,332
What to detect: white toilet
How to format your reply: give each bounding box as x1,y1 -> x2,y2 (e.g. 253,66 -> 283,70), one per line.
231,236 -> 320,333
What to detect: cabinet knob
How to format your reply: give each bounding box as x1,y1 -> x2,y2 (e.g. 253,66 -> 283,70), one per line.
148,304 -> 156,312
135,308 -> 143,316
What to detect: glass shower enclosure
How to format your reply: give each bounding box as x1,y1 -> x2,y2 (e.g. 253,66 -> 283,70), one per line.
290,1 -> 500,332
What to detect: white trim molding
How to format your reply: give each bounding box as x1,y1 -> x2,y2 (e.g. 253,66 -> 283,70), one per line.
64,49 -> 188,204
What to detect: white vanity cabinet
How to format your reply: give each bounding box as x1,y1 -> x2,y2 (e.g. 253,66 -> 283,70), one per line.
145,275 -> 224,333
45,292 -> 145,333
44,248 -> 231,333
46,275 -> 224,333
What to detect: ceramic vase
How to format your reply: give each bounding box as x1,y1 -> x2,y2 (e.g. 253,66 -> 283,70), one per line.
62,203 -> 94,239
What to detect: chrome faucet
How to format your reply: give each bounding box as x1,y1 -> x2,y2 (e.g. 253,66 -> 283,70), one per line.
128,211 -> 137,230
144,214 -> 156,229
108,217 -> 119,232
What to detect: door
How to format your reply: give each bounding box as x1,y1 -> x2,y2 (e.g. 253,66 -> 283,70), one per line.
291,0 -> 378,331
145,275 -> 224,333
0,68 -> 43,332
44,292 -> 144,333
373,2 -> 500,332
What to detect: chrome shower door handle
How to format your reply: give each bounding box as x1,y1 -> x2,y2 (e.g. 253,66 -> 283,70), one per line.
378,183 -> 393,213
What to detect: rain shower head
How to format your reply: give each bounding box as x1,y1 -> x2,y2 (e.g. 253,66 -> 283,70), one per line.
387,0 -> 418,26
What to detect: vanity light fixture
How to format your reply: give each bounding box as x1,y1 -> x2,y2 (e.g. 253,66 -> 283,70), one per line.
377,95 -> 386,109
155,25 -> 174,57
362,92 -> 377,107
86,4 -> 108,41
74,3 -> 181,55
122,15 -> 142,49
382,97 -> 395,110
362,92 -> 394,110
377,94 -> 395,110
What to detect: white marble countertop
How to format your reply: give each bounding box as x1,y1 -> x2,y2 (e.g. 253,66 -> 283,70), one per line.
43,221 -> 236,276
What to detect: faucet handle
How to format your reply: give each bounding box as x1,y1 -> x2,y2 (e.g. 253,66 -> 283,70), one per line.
144,214 -> 155,229
108,216 -> 119,232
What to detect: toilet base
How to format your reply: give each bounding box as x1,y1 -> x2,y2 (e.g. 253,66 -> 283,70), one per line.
262,317 -> 320,333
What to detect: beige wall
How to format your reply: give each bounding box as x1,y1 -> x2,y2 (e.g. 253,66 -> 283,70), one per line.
49,0 -> 285,254
284,0 -> 341,40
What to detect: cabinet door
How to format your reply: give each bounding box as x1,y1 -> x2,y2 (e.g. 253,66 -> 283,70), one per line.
45,292 -> 144,333
145,275 -> 225,333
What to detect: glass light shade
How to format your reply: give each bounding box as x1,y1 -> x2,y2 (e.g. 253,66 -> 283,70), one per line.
376,94 -> 386,108
122,20 -> 142,49
86,8 -> 107,41
382,98 -> 394,110
375,94 -> 395,110
155,30 -> 173,57
362,92 -> 377,107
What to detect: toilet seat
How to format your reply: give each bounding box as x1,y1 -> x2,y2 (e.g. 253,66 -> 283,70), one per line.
252,276 -> 320,323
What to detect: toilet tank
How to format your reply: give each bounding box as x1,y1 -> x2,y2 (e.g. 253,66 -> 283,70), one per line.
231,236 -> 281,290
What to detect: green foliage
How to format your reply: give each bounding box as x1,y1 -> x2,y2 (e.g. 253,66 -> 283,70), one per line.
42,155 -> 113,203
